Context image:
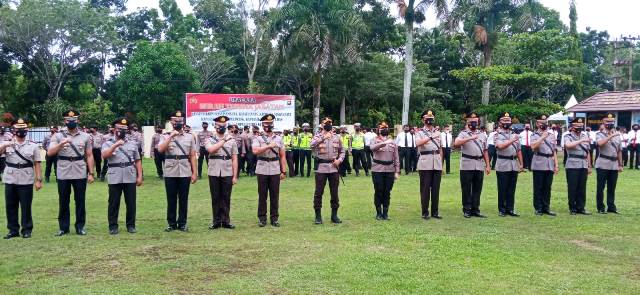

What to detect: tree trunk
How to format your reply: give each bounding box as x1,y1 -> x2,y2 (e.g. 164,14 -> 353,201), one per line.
312,70 -> 322,130
401,22 -> 414,125
481,46 -> 493,105
340,85 -> 346,125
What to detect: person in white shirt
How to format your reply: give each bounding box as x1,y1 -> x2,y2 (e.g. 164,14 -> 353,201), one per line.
487,129 -> 497,170
587,126 -> 597,166
519,124 -> 533,171
628,124 -> 640,169
560,127 -> 570,166
440,125 -> 453,174
363,127 -> 377,170
619,127 -> 629,166
395,125 -> 416,175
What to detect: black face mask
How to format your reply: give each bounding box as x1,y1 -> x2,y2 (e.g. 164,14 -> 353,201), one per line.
424,119 -> 434,125
217,126 -> 226,134
66,121 -> 78,129
174,123 -> 183,131
232,130 -> 239,134
156,130 -> 162,134
202,125 -> 208,130
263,125 -> 273,133
355,128 -> 360,132
606,124 -> 615,130
574,127 -> 583,133
525,127 -> 530,130
323,124 -> 332,131
540,124 -> 548,130
468,122 -> 478,130
293,131 -> 298,135
117,129 -> 127,139
303,128 -> 309,132
380,129 -> 390,136
634,127 -> 639,131
16,130 -> 27,138
502,123 -> 511,129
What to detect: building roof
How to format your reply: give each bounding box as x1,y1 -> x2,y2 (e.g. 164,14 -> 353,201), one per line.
568,90 -> 640,112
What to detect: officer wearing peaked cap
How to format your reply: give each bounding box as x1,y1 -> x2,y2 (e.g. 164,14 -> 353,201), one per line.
369,121 -> 400,220
206,115 -> 239,229
564,117 -> 592,215
0,117 -> 42,239
310,117 -> 345,224
101,117 -> 143,235
47,110 -> 96,236
594,113 -> 623,214
530,114 -> 558,216
494,112 -> 523,217
0,112 -> 15,181
415,110 -> 443,220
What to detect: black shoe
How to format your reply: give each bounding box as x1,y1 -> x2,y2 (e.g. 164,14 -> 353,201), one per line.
55,230 -> 69,237
270,221 -> 280,227
375,207 -> 382,220
597,210 -> 607,214
109,228 -> 119,235
570,211 -> 577,215
209,223 -> 221,230
578,210 -> 591,215
45,176 -> 50,183
177,225 -> 188,232
258,221 -> 267,227
507,211 -> 520,217
422,213 -> 430,220
314,209 -> 323,225
22,232 -> 31,239
535,211 -> 544,216
3,232 -> 19,239
127,227 -> 137,233
472,212 -> 487,218
165,226 -> 176,232
382,207 -> 389,220
607,209 -> 619,214
498,211 -> 506,217
76,228 -> 87,235
222,223 -> 235,229
431,214 -> 442,219
331,209 -> 342,224
463,212 -> 472,218
365,172 -> 369,177
545,210 -> 557,216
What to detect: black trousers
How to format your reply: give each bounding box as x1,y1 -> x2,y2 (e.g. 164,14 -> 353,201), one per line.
351,149 -> 368,175
566,168 -> 588,212
442,147 -> 451,174
197,147 -> 209,177
257,174 -> 280,222
298,150 -> 312,177
629,145 -> 639,169
622,147 -> 628,166
372,172 -> 395,209
153,149 -> 165,177
101,158 -> 109,178
521,146 -> 533,170
460,170 -> 484,214
399,147 -> 412,174
286,150 -> 296,177
364,146 -> 372,169
563,148 -> 568,166
57,179 -> 87,231
108,183 -> 136,230
532,170 -> 554,212
164,177 -> 191,227
488,145 -> 497,169
496,171 -> 518,213
209,176 -> 233,224
239,153 -> 246,173
92,148 -> 102,176
5,184 -> 33,235
45,155 -> 57,178
292,149 -> 300,175
0,157 -> 5,176
339,153 -> 351,176
589,143 -> 597,166
313,172 -> 340,210
419,170 -> 442,216
596,169 -> 618,212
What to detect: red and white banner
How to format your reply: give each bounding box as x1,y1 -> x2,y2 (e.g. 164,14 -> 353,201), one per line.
185,93 -> 295,130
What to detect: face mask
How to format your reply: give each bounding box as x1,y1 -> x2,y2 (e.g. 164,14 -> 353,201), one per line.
606,124 -> 615,130
293,131 -> 298,135
380,129 -> 390,136
574,127 -> 583,133
16,130 -> 27,138
174,123 -> 183,131
502,123 -> 511,129
156,130 -> 162,134
403,129 -> 409,132
634,127 -> 639,131
263,126 -> 273,132
202,125 -> 208,130
232,130 -> 239,134
355,128 -> 360,132
525,127 -> 530,130
217,126 -> 226,134
303,128 -> 309,132
117,129 -> 127,139
323,124 -> 332,131
468,122 -> 478,130
424,119 -> 434,125
540,124 -> 548,130
66,121 -> 78,129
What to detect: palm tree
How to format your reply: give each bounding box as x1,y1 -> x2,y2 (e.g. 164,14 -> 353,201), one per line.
395,0 -> 448,125
273,0 -> 365,128
448,0 -> 535,106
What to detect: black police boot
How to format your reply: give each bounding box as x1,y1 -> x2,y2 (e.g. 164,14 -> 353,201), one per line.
331,208 -> 342,224
314,209 -> 323,225
382,207 -> 390,220
375,206 -> 382,220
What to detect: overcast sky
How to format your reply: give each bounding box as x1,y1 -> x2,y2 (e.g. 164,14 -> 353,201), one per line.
126,0 -> 639,39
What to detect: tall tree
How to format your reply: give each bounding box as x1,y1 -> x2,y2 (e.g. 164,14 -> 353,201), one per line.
394,0 -> 448,125
567,0 -> 583,97
273,0 -> 365,128
239,0 -> 269,93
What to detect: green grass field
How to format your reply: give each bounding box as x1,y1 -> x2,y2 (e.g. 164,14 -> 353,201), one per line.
1,155 -> 639,294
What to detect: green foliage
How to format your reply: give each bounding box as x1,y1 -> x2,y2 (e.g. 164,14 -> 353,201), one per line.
450,65 -> 573,90
79,96 -> 116,129
32,98 -> 71,126
475,99 -> 563,123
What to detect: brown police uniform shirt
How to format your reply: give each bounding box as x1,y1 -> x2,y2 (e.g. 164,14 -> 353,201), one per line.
369,136 -> 400,173
415,127 -> 442,171
151,133 -> 163,150
51,130 -> 92,180
456,129 -> 488,171
310,133 -> 345,174
102,138 -> 140,184
197,130 -> 213,148
252,134 -> 283,176
161,133 -> 196,177
531,131 -> 556,171
2,140 -> 41,185
206,135 -> 238,177
564,132 -> 590,169
494,129 -> 520,172
595,131 -> 621,170
90,132 -> 104,149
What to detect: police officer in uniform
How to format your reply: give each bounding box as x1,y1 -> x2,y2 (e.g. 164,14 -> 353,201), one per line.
564,117 -> 592,215
158,110 -> 198,232
151,126 -> 165,178
101,117 -> 143,234
415,110 -> 443,220
0,113 -> 15,181
298,123 -> 313,177
454,112 -> 491,218
197,122 -> 214,179
283,129 -> 296,177
206,116 -> 239,229
339,126 -> 352,177
369,121 -> 399,220
494,112 -> 523,217
310,117 -> 345,224
351,123 -> 369,177
43,126 -> 58,182
291,127 -> 301,176
89,126 -> 104,180
530,114 -> 558,216
48,110 -> 96,236
1,118 -> 42,239
595,113 -> 623,214
100,125 -> 115,181
252,114 -> 287,227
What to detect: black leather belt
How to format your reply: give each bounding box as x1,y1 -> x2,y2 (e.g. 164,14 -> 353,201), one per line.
108,162 -> 134,168
58,156 -> 85,161
497,155 -> 516,160
461,153 -> 482,160
373,159 -> 393,165
258,157 -> 278,162
167,155 -> 189,160
599,154 -> 617,161
317,158 -> 335,164
535,152 -> 552,158
568,154 -> 586,159
5,162 -> 33,169
209,155 -> 231,161
420,151 -> 440,155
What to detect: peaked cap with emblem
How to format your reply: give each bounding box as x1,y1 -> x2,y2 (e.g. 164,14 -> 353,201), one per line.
170,110 -> 185,118
112,117 -> 130,127
536,114 -> 549,121
499,112 -> 512,121
260,114 -> 275,122
378,121 -> 389,129
63,109 -> 79,118
603,112 -> 616,122
13,118 -> 28,129
571,117 -> 584,124
464,112 -> 479,121
421,110 -> 435,119
214,116 -> 230,124
321,117 -> 333,125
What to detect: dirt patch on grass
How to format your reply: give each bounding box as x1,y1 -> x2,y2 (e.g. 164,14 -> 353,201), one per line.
569,239 -> 609,254
137,245 -> 181,262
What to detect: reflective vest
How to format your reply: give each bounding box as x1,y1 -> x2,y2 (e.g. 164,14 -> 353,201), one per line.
298,132 -> 313,150
292,133 -> 301,149
352,133 -> 365,149
283,135 -> 293,151
341,134 -> 351,149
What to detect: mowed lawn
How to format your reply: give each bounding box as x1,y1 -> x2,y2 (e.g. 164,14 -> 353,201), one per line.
1,154 -> 639,294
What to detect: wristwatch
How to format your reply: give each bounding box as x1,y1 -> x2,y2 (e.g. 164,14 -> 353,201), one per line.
36,178 -> 43,182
